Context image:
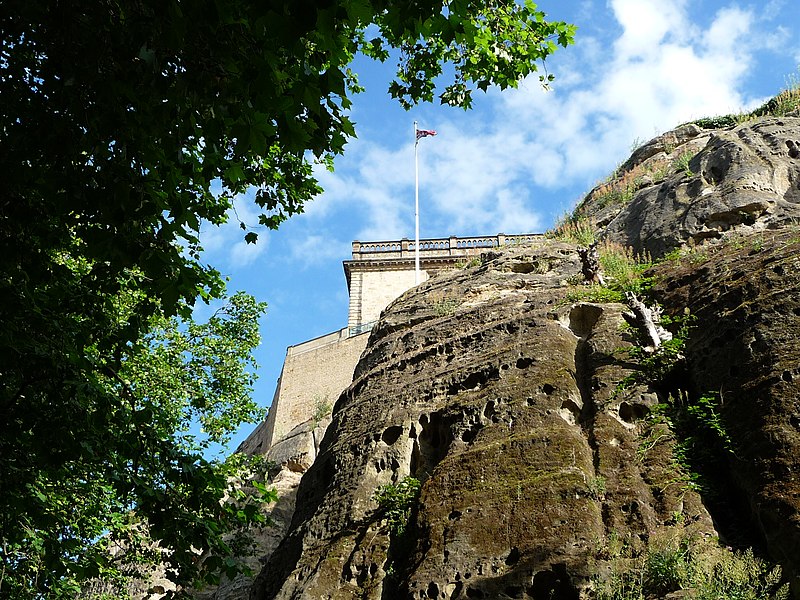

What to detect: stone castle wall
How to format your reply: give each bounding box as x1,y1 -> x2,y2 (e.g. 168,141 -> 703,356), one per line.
238,328 -> 370,456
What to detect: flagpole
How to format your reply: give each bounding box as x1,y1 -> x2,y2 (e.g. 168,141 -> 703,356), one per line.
414,120 -> 420,285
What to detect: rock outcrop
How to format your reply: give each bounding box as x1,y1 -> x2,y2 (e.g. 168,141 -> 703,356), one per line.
582,117 -> 800,257
247,117 -> 800,599
192,417 -> 331,600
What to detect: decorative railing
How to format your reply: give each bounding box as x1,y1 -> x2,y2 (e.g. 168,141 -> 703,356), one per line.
357,242 -> 403,253
350,234 -> 542,260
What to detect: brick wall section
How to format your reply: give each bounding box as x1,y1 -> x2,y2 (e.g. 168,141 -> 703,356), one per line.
238,329 -> 370,455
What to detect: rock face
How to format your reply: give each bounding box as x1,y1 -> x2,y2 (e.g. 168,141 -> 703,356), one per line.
653,228 -> 800,580
248,117 -> 800,599
592,117 -> 800,257
251,244 -> 718,599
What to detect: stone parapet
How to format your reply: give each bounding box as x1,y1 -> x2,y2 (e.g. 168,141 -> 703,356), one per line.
350,233 -> 541,261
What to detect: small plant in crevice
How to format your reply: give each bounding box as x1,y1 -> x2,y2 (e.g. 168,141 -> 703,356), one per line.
372,477 -> 421,588
645,162 -> 671,184
312,394 -> 333,427
666,390 -> 735,497
635,412 -> 671,463
566,242 -> 655,305
615,309 -> 694,393
429,291 -> 460,317
587,475 -> 606,500
373,477 -> 421,537
634,387 -> 735,498
660,244 -> 711,266
598,241 -> 654,296
565,284 -> 626,305
457,257 -> 481,269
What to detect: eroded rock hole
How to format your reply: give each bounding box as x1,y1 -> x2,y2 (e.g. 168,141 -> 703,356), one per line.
426,581 -> 440,598
782,370 -> 793,383
528,564 -> 578,600
381,425 -> 404,445
542,384 -> 555,395
709,164 -> 726,184
510,261 -> 534,273
449,510 -> 462,520
412,412 -> 453,479
505,546 -> 521,566
516,356 -> 534,369
568,303 -> 604,338
560,398 -> 582,425
621,500 -> 640,515
618,401 -> 650,423
484,400 -> 497,420
461,426 -> 479,444
449,366 -> 500,394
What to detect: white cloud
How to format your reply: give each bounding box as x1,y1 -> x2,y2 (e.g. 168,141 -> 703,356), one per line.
611,0 -> 689,60
288,233 -> 348,268
495,0 -> 761,183
308,139 -> 413,241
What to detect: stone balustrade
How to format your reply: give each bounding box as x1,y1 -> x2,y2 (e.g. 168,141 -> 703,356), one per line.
351,233 -> 542,260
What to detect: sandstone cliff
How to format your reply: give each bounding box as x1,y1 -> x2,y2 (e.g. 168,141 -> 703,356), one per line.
248,116 -> 800,599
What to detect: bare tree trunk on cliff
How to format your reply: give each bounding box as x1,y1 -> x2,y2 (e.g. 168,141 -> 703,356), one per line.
622,292 -> 673,352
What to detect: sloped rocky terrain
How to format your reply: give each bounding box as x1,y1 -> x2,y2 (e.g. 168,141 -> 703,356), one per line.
247,116 -> 800,599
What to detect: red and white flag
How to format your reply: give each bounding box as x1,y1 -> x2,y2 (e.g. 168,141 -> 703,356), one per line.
416,129 -> 437,140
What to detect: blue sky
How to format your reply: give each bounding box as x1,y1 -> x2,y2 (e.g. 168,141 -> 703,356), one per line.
200,0 -> 800,454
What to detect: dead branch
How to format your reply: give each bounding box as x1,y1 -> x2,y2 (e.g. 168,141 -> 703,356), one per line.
622,292 -> 673,352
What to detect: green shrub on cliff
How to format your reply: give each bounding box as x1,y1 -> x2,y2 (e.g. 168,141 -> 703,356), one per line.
595,534 -> 789,600
373,477 -> 422,537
